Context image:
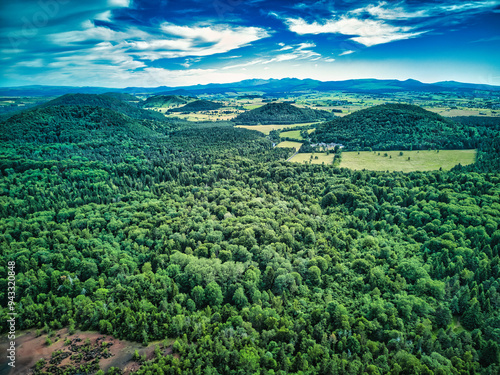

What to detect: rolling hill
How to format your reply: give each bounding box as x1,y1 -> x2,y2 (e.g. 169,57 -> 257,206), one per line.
234,102 -> 335,125
311,103 -> 476,150
141,95 -> 196,108
102,92 -> 140,102
0,105 -> 159,143
40,93 -> 165,121
168,99 -> 223,113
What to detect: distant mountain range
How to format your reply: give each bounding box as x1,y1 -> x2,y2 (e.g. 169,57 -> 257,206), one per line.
2,78 -> 499,96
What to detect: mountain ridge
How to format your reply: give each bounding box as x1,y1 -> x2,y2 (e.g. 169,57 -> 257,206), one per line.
2,78 -> 499,96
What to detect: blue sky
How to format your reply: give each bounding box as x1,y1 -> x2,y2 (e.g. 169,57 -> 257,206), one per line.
1,0 -> 499,87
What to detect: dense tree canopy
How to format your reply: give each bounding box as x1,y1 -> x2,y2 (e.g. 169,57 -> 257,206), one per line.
0,96 -> 499,374
312,104 -> 494,151
234,103 -> 334,125
169,100 -> 223,113
140,95 -> 195,108
41,93 -> 165,121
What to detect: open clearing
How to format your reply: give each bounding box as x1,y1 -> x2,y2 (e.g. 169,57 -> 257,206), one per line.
235,123 -> 319,135
0,329 -> 174,375
340,150 -> 476,172
276,141 -> 303,151
280,129 -> 315,140
427,108 -> 499,117
289,152 -> 335,164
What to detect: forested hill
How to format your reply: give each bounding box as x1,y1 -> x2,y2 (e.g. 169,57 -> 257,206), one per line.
169,99 -> 223,113
141,95 -> 195,108
102,92 -> 140,102
234,102 -> 335,125
40,93 -> 165,121
0,105 -> 160,143
312,103 -> 478,150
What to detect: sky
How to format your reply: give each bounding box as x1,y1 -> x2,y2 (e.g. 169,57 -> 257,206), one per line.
1,0 -> 499,87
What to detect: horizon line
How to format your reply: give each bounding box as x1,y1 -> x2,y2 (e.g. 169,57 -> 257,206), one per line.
1,77 -> 499,90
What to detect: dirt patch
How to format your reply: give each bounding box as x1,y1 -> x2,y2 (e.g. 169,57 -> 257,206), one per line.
0,329 -> 173,375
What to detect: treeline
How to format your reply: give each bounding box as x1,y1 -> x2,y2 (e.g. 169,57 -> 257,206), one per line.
169,100 -> 223,113
41,93 -> 165,121
0,123 -> 499,374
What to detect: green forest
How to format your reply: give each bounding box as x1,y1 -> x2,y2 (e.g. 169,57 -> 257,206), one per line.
234,103 -> 334,125
0,97 -> 500,374
311,104 -> 500,151
141,96 -> 195,109
168,100 -> 223,113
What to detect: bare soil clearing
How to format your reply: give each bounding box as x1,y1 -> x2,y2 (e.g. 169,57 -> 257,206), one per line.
0,329 -> 172,375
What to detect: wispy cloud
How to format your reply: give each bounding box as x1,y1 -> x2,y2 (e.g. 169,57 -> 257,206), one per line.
339,50 -> 355,56
50,22 -> 270,60
283,1 -> 499,47
285,16 -> 425,47
354,3 -> 428,20
356,0 -> 500,20
1,0 -> 499,87
223,42 -> 323,70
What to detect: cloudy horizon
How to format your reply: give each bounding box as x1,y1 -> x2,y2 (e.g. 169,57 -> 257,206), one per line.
1,0 -> 499,88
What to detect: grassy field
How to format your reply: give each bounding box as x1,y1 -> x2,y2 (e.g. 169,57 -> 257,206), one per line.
276,141 -> 303,152
340,150 -> 476,172
427,108 -> 499,117
280,128 -> 315,140
235,123 -> 318,135
289,152 -> 335,164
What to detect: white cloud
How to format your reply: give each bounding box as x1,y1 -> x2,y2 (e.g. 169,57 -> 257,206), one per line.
262,53 -> 301,64
440,1 -> 499,13
15,58 -> 44,67
297,42 -> 316,50
180,57 -> 202,68
11,60 -> 248,87
50,22 -> 270,60
223,42 -> 325,70
356,2 -> 428,20
285,16 -> 425,47
108,0 -> 130,7
34,19 -> 271,87
354,0 -> 500,20
95,11 -> 112,21
283,1 -> 498,48
155,23 -> 270,59
351,32 -> 423,47
223,59 -> 266,70
339,50 -> 355,56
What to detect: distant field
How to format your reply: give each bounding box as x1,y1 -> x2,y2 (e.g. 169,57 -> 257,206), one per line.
236,123 -> 318,135
340,150 -> 476,172
242,104 -> 264,110
280,128 -> 315,140
427,108 -> 499,117
289,152 -> 335,164
276,141 -> 303,151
